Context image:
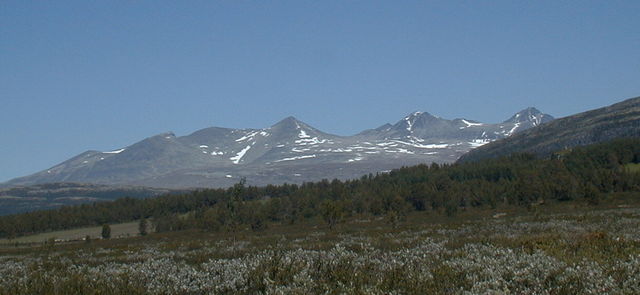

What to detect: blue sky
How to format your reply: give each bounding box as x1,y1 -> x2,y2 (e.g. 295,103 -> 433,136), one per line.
1,1 -> 639,182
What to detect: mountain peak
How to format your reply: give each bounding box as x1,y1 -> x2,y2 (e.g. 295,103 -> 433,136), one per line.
404,111 -> 436,120
271,116 -> 305,129
268,116 -> 331,139
516,106 -> 542,114
503,107 -> 553,126
282,115 -> 299,122
394,111 -> 441,133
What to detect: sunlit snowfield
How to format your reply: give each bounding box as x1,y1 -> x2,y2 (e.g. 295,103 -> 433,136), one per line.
1,207 -> 640,294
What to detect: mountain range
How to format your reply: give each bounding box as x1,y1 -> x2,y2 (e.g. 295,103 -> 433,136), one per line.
3,108 -> 553,189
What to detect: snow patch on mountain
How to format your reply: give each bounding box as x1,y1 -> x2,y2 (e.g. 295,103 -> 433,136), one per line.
386,148 -> 415,154
469,139 -> 491,147
392,140 -> 449,149
295,137 -> 327,145
298,129 -> 310,139
236,131 -> 259,142
103,148 -> 125,154
404,112 -> 422,132
274,155 -> 317,162
530,114 -> 544,126
230,145 -> 252,164
292,147 -> 311,152
460,119 -> 484,129
347,156 -> 364,162
506,122 -> 521,136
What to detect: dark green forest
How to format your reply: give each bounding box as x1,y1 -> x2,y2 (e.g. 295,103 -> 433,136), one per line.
2,138 -> 640,239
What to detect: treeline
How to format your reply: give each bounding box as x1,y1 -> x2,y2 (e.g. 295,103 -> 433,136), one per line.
1,138 -> 640,238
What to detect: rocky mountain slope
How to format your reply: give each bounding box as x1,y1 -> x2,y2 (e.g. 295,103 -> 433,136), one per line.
458,96 -> 640,163
3,108 -> 552,188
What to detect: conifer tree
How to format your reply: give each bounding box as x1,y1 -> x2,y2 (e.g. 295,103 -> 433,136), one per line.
139,218 -> 148,236
101,224 -> 111,239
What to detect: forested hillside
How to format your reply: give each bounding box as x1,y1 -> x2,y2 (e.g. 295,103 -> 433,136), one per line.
1,138 -> 639,239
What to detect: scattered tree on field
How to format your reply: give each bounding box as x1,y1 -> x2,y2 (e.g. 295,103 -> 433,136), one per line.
139,218 -> 148,236
101,224 -> 111,239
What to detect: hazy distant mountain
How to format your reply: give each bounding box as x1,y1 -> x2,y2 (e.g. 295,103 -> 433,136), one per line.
3,108 -> 553,189
458,97 -> 640,163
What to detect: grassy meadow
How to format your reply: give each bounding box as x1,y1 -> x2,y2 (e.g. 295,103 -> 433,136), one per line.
0,221 -> 140,245
1,196 -> 640,294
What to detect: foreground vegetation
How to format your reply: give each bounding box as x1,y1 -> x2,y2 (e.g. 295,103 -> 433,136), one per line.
1,202 -> 639,294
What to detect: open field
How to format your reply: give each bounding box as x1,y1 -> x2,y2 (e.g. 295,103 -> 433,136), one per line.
1,198 -> 640,294
625,162 -> 640,173
0,221 -> 140,245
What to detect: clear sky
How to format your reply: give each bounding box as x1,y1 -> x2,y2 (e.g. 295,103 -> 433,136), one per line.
1,1 -> 639,182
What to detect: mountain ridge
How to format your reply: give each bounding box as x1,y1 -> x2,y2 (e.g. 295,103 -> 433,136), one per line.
3,108 -> 553,189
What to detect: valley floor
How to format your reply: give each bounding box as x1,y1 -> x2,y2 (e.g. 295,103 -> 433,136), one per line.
1,203 -> 640,294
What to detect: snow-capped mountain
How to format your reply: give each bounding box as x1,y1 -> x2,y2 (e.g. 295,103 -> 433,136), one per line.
3,108 -> 553,188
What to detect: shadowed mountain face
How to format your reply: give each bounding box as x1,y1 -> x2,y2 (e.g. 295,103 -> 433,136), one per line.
458,97 -> 640,163
4,108 -> 553,189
